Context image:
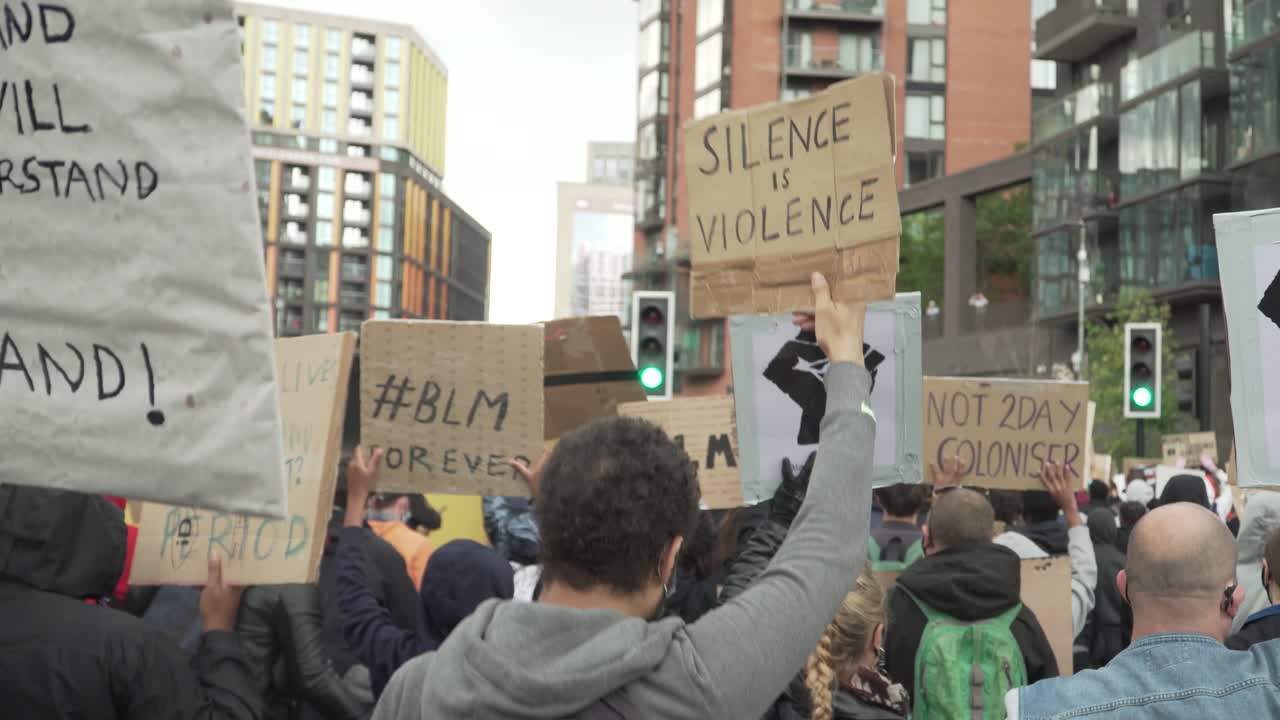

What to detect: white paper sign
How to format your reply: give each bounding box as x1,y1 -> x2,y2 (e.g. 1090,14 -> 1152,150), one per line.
0,2 -> 286,515
1214,209 -> 1280,488
730,293 -> 922,504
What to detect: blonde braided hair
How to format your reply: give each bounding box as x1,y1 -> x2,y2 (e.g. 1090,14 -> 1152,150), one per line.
804,569 -> 886,720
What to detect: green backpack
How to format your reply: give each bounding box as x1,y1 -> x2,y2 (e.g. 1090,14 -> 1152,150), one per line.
900,587 -> 1027,720
867,536 -> 925,572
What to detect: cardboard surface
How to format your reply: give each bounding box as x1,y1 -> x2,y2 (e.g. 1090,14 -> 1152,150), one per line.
684,74 -> 900,317
878,555 -> 1073,676
360,321 -> 544,496
1161,431 -> 1219,467
1121,457 -> 1163,478
543,316 -> 647,440
617,397 -> 743,509
923,378 -> 1090,490
729,294 -> 922,504
130,333 -> 355,584
0,0 -> 286,515
1214,209 -> 1280,487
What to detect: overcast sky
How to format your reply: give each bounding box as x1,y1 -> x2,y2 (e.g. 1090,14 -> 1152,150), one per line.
276,0 -> 638,323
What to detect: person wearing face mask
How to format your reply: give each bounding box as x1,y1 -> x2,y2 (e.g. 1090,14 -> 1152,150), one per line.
367,273 -> 879,720
365,492 -> 434,590
1227,527 -> 1280,649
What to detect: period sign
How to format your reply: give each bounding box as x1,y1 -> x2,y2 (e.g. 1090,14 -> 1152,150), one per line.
684,73 -> 900,318
730,294 -> 923,503
1215,209 -> 1280,487
543,316 -> 646,440
360,321 -> 544,496
618,396 -> 743,509
923,378 -> 1090,490
1161,431 -> 1220,467
130,333 -> 356,584
0,1 -> 286,514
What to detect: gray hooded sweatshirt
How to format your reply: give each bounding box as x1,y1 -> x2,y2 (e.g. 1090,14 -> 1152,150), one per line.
371,364 -> 877,720
1232,492 -> 1280,634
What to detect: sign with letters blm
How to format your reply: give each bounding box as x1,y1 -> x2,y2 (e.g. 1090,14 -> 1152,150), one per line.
360,321 -> 544,497
129,333 -> 356,584
0,1 -> 286,515
684,73 -> 899,318
544,316 -> 646,440
1215,209 -> 1280,487
617,396 -> 743,509
923,378 -> 1090,490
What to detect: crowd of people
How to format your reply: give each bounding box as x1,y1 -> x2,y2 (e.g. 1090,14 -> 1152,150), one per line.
4,273 -> 1280,718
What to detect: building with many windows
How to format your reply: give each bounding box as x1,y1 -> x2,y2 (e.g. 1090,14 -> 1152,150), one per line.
631,0 -> 1037,395
237,3 -> 491,335
555,143 -> 636,321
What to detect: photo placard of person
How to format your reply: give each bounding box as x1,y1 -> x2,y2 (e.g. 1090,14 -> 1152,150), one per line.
360,320 -> 545,496
617,396 -> 743,509
730,293 -> 923,503
1214,209 -> 1280,487
684,73 -> 900,317
0,1 -> 286,514
129,333 -> 356,584
923,377 -> 1090,490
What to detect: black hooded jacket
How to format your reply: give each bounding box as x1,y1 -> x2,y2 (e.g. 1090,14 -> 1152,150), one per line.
1074,509 -> 1130,669
0,484 -> 261,720
884,542 -> 1059,700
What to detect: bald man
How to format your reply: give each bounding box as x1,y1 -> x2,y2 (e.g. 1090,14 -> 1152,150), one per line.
1007,502 -> 1280,719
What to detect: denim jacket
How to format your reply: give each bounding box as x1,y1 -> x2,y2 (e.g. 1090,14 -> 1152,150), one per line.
1006,632 -> 1280,719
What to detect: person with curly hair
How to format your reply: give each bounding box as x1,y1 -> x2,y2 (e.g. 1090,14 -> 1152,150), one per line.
368,273 -> 879,720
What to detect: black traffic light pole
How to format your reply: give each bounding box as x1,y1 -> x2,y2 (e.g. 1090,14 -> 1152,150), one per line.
1136,418 -> 1145,457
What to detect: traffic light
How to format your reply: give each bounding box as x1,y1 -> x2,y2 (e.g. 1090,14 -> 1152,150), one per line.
630,291 -> 675,400
1173,351 -> 1196,416
1123,323 -> 1161,419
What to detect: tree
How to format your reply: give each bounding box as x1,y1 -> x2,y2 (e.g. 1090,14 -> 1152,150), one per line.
976,183 -> 1033,301
1084,288 -> 1195,460
897,209 -> 945,307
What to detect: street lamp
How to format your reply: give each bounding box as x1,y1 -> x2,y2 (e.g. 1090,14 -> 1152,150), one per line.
1076,221 -> 1089,382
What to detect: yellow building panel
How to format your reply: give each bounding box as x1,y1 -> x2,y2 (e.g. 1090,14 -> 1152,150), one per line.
267,160 -> 281,245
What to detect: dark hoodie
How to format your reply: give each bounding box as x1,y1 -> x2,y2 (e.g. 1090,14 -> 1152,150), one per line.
1074,509 -> 1130,669
1158,475 -> 1211,509
1019,520 -> 1070,556
0,484 -> 261,720
884,542 -> 1058,700
336,529 -> 513,696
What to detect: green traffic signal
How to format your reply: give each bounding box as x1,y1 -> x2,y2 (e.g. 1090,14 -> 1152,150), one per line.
1132,386 -> 1153,409
640,366 -> 664,390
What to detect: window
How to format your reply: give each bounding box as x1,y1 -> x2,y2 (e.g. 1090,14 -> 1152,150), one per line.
324,54 -> 339,80
374,309 -> 391,319
906,149 -> 945,186
261,45 -> 278,70
781,86 -> 812,101
639,0 -> 664,23
695,33 -> 723,90
258,100 -> 275,125
321,110 -> 337,134
293,49 -> 309,75
259,73 -> 276,100
291,80 -> 308,103
907,0 -> 946,24
839,33 -> 881,73
1031,59 -> 1057,91
376,254 -> 394,281
384,62 -> 401,87
323,82 -> 338,108
379,199 -> 396,221
907,38 -> 945,83
382,117 -> 399,140
694,89 -> 722,119
375,282 -> 393,307
696,0 -> 723,36
638,122 -> 663,160
314,278 -> 330,304
290,104 -> 306,129
905,93 -> 945,139
318,167 -> 336,191
383,89 -> 400,113
325,29 -> 341,50
385,36 -> 402,60
318,138 -> 338,153
377,227 -> 395,251
314,311 -> 329,333
638,70 -> 668,119
317,192 -> 334,217
380,173 -> 397,199
293,24 -> 310,48
263,20 -> 280,44
350,144 -> 370,158
316,221 -> 333,246
638,20 -> 668,69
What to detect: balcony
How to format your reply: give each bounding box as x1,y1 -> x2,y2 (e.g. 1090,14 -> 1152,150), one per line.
347,119 -> 372,137
783,43 -> 883,80
342,228 -> 370,247
1031,81 -> 1116,146
349,66 -> 374,88
284,198 -> 310,218
343,208 -> 372,226
339,289 -> 367,307
1120,31 -> 1221,105
351,37 -> 376,60
1033,168 -> 1119,231
1232,0 -> 1280,57
784,0 -> 884,24
281,230 -> 308,245
349,92 -> 374,116
1035,0 -> 1138,63
279,258 -> 305,277
340,263 -> 368,282
344,177 -> 372,197
287,170 -> 310,191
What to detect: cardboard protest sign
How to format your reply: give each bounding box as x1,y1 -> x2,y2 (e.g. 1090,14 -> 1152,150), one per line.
360,321 -> 544,496
544,316 -> 646,440
130,333 -> 355,584
684,73 -> 900,318
1121,457 -> 1162,479
617,397 -> 743,509
0,1 -> 285,514
1214,209 -> 1280,487
1161,431 -> 1219,467
425,493 -> 490,546
923,378 -> 1089,490
876,556 -> 1074,675
730,294 -> 922,504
